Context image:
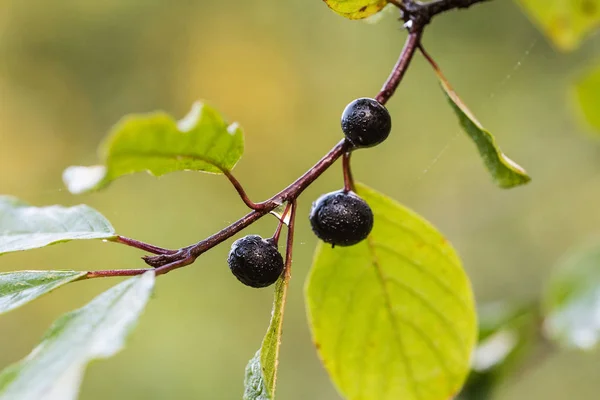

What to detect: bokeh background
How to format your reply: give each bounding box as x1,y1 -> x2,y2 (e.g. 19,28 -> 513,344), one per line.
1,0 -> 600,399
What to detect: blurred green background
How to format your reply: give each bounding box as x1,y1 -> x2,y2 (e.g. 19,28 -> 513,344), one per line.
1,0 -> 600,399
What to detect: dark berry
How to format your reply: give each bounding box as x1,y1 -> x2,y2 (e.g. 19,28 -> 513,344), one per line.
228,235 -> 284,288
341,98 -> 391,148
309,190 -> 374,247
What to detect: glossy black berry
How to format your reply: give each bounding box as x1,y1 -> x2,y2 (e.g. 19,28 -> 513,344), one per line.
228,235 -> 284,288
341,98 -> 391,148
309,190 -> 374,247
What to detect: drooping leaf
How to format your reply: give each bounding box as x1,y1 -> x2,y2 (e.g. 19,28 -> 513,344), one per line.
543,240 -> 600,350
63,101 -> 244,194
437,73 -> 531,188
0,271 -> 87,315
517,0 -> 600,51
574,65 -> 600,133
306,183 -> 477,400
458,302 -> 539,400
244,276 -> 290,400
323,0 -> 389,20
0,271 -> 155,400
0,196 -> 115,255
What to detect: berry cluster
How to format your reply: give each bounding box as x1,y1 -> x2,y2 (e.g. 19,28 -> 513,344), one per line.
228,97 -> 391,287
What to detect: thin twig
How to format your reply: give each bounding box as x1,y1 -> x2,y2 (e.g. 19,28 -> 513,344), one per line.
420,0 -> 493,18
223,170 -> 265,210
85,267 -> 151,279
375,30 -> 423,105
109,236 -> 176,255
342,152 -> 356,192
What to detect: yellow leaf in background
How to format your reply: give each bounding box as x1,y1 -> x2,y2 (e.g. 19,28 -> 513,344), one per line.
517,0 -> 600,51
324,0 -> 389,20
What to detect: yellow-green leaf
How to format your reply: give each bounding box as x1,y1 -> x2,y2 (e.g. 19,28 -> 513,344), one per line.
324,0 -> 389,20
574,65 -> 600,133
63,101 -> 244,194
306,183 -> 477,400
438,75 -> 531,188
517,0 -> 600,51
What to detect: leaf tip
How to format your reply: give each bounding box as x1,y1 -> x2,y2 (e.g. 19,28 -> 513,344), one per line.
177,101 -> 204,132
63,165 -> 107,194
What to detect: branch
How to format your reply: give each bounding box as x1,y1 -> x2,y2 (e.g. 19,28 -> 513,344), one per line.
418,0 -> 493,18
143,139 -> 350,269
375,30 -> 423,105
87,0 -> 495,279
109,236 -> 176,255
342,151 -> 355,193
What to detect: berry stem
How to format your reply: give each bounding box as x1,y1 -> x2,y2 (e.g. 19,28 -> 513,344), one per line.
342,152 -> 356,193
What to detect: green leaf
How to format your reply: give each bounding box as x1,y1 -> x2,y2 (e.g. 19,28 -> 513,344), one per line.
244,351 -> 270,400
305,183 -> 477,400
543,240 -> 600,350
458,302 -> 539,400
0,271 -> 87,315
517,0 -> 600,51
574,65 -> 600,133
0,196 -> 115,255
323,0 -> 389,20
63,101 -> 244,194
438,74 -> 531,188
0,271 -> 155,400
244,277 -> 289,400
